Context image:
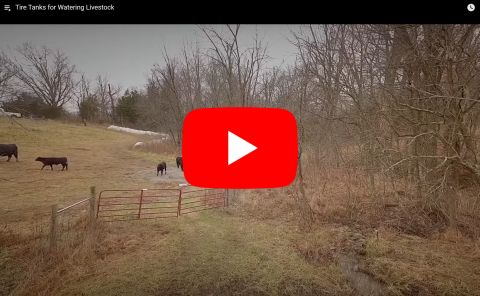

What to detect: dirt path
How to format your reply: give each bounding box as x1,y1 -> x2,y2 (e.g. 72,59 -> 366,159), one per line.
75,213 -> 356,296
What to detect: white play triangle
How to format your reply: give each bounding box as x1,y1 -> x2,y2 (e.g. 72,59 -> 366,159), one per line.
228,131 -> 257,165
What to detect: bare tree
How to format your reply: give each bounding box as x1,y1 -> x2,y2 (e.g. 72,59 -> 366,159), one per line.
384,25 -> 480,226
291,63 -> 317,229
93,73 -> 121,123
9,42 -> 78,107
291,25 -> 348,169
0,50 -> 16,101
198,25 -> 269,107
73,73 -> 93,109
108,83 -> 122,124
147,49 -> 185,144
180,40 -> 206,110
94,73 -> 109,121
140,41 -> 209,145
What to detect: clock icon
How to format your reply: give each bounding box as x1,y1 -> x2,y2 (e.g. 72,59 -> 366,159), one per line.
467,3 -> 475,11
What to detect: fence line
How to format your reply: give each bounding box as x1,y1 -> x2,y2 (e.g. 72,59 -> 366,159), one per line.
57,197 -> 92,213
50,186 -> 96,248
49,185 -> 228,247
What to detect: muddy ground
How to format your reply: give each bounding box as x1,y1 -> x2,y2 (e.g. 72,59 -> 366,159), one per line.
131,165 -> 187,185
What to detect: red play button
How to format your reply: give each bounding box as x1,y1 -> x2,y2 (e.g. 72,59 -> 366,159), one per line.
182,107 -> 298,189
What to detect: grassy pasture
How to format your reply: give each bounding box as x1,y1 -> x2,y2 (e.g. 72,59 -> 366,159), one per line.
0,117 -> 479,296
0,118 -> 353,296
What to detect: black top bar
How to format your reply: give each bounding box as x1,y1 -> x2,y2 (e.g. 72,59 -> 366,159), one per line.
0,2 -> 478,24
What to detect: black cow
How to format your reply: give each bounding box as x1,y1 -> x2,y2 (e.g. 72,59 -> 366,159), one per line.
176,156 -> 182,168
179,158 -> 183,172
0,144 -> 19,162
157,162 -> 167,176
36,157 -> 68,171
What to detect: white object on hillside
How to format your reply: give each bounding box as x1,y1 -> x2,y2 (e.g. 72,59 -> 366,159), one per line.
107,125 -> 170,139
133,142 -> 146,148
0,108 -> 22,118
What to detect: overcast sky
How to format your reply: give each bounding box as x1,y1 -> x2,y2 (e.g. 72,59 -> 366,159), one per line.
0,25 -> 301,92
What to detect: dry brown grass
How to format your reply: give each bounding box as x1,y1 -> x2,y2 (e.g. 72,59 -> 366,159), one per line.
294,160 -> 480,239
1,221 -> 104,296
236,156 -> 480,295
0,118 -> 157,226
365,227 -> 480,296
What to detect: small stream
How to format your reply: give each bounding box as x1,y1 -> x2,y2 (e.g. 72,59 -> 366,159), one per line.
336,254 -> 388,296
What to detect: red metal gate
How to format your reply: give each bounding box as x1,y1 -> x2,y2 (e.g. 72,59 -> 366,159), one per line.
97,189 -> 180,222
96,187 -> 227,222
179,186 -> 226,215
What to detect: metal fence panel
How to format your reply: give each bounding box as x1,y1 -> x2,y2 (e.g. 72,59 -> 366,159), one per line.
96,186 -> 226,222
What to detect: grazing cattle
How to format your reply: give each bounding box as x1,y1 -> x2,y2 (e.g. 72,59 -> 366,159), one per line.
35,157 -> 68,171
157,162 -> 167,176
176,156 -> 182,168
0,144 -> 19,162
